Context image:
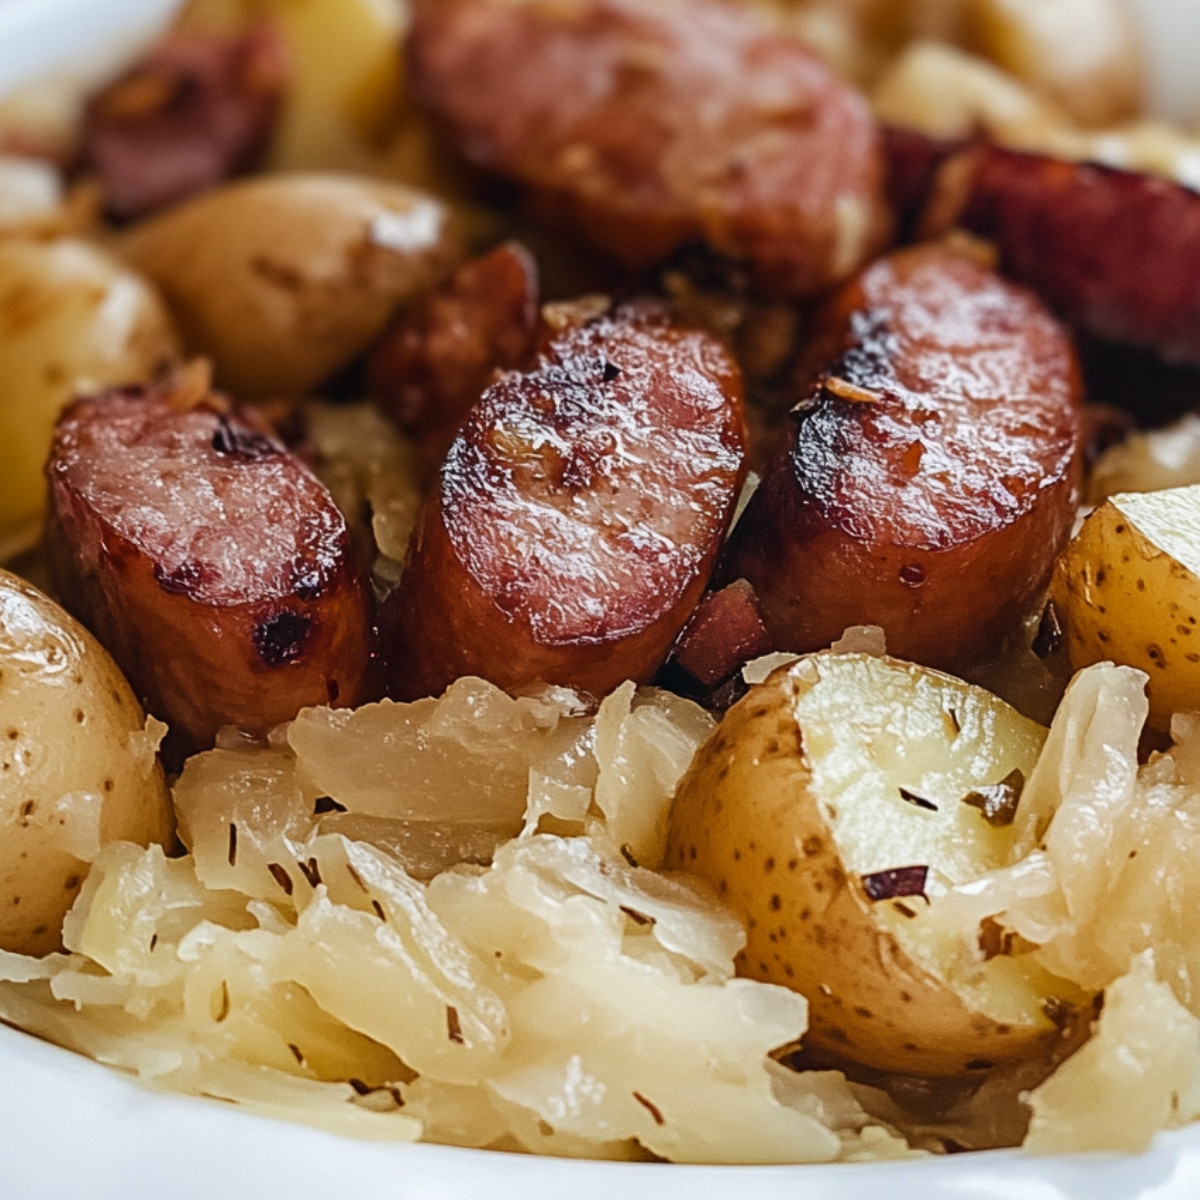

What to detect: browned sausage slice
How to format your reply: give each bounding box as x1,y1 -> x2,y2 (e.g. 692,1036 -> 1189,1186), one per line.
928,145 -> 1200,368
45,374 -> 372,756
721,244 -> 1083,672
81,24 -> 287,221
407,0 -> 891,299
365,242 -> 540,477
382,298 -> 747,701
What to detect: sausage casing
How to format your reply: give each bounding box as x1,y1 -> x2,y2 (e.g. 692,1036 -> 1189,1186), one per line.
45,379 -> 373,754
721,244 -> 1083,671
383,299 -> 747,701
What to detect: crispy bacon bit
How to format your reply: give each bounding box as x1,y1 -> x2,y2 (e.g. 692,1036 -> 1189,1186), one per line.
267,863 -> 294,896
962,768 -> 1025,828
1033,600 -> 1065,659
620,844 -> 639,868
287,1042 -> 305,1066
371,900 -> 387,922
861,865 -> 928,902
313,795 -> 347,815
227,822 -> 238,867
447,1006 -> 464,1045
898,787 -> 938,812
632,1091 -> 666,1127
214,980 -> 230,1023
149,933 -> 159,951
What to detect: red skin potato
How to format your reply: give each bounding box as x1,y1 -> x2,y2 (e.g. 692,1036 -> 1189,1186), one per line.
383,299 -> 748,702
721,244 -> 1084,673
407,0 -> 891,299
45,382 -> 373,756
81,24 -> 287,221
366,242 -> 541,477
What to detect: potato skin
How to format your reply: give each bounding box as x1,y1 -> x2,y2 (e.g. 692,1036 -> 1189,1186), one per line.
120,173 -> 462,396
0,569 -> 172,956
1051,485 -> 1200,730
664,653 -> 1067,1077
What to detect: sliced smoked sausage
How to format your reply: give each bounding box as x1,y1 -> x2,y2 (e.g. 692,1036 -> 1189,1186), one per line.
721,243 -> 1083,672
407,0 -> 891,299
81,25 -> 287,222
45,375 -> 372,755
383,298 -> 747,701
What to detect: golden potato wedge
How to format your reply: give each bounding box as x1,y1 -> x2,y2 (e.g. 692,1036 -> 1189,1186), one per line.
1052,485 -> 1200,729
0,569 -> 173,955
120,173 -> 462,397
664,653 -> 1080,1077
0,237 -> 179,559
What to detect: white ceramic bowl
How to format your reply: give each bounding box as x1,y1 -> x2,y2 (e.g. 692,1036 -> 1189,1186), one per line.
1,2 -> 1198,1197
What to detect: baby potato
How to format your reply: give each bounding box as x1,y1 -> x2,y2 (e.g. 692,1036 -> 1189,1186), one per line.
0,569 -> 173,956
120,173 -> 462,397
0,237 -> 179,560
664,653 -> 1079,1077
1052,485 -> 1200,730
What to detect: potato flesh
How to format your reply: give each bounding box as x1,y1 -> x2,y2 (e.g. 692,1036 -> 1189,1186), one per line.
1053,485 -> 1200,729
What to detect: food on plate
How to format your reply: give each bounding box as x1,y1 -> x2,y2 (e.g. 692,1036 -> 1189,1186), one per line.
383,297 -> 748,701
0,568 -> 172,956
44,369 -> 373,756
665,652 -> 1080,1076
407,0 -> 892,298
3,0 -> 1200,1169
0,236 -> 179,560
81,24 -> 287,221
119,173 -> 462,396
1051,484 -> 1200,730
721,242 -> 1083,671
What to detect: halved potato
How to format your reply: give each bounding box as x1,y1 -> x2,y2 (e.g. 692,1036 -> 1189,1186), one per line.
1052,485 -> 1200,729
664,653 -> 1081,1077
